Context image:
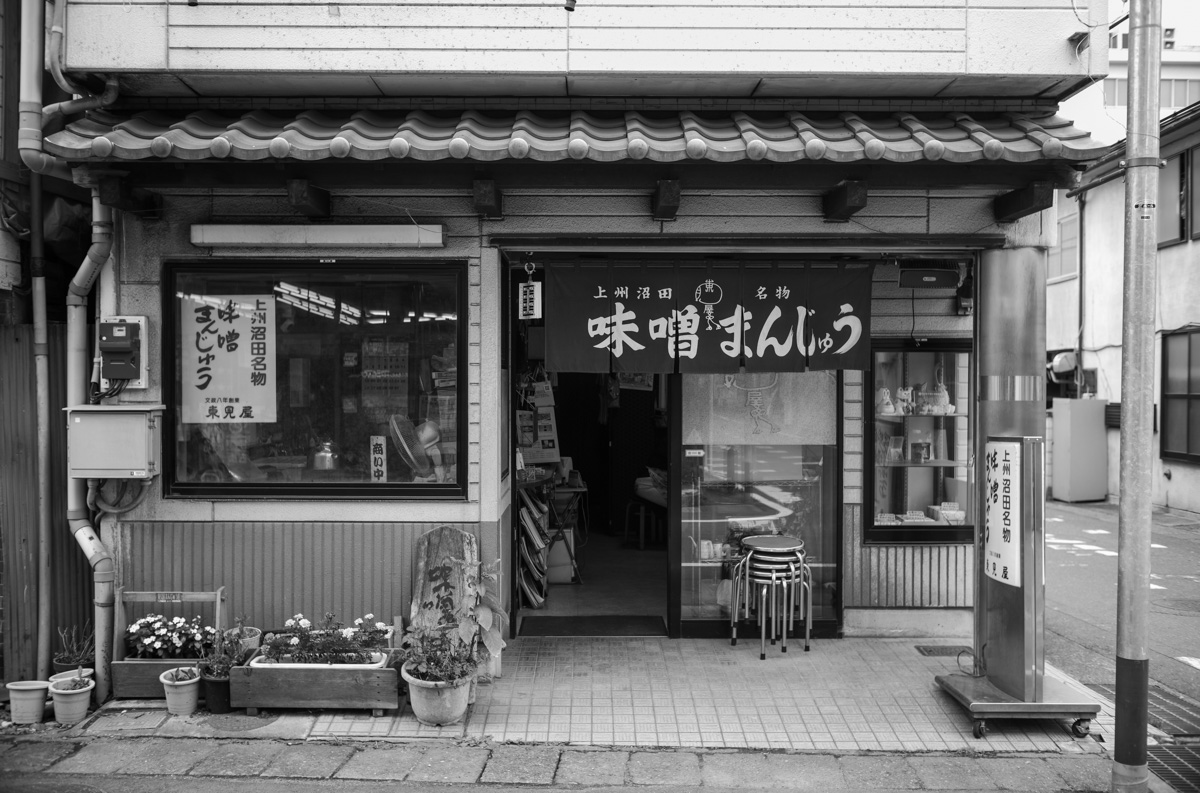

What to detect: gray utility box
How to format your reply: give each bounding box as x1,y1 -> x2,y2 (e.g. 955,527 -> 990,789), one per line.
1051,398 -> 1108,502
65,405 -> 165,479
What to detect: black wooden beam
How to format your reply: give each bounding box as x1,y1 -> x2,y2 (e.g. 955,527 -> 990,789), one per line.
652,179 -> 680,220
822,179 -> 868,221
97,176 -> 162,219
287,179 -> 331,218
993,180 -> 1054,223
473,179 -> 503,219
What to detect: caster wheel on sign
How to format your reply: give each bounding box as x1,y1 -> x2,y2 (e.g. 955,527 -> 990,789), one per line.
1071,719 -> 1091,738
973,719 -> 988,739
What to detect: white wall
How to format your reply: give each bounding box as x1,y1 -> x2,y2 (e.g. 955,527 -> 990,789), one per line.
64,0 -> 1107,97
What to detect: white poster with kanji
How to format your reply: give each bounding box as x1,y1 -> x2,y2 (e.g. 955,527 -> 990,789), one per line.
984,439 -> 1022,587
181,294 -> 277,423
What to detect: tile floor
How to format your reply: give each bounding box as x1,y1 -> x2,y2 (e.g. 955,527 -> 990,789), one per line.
310,636 -> 1111,752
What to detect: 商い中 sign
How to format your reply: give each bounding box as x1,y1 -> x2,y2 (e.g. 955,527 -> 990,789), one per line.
984,439 -> 1022,587
181,294 -> 277,423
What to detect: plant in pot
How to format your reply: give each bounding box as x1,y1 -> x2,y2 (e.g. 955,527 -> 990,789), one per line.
225,614 -> 262,655
197,632 -> 244,714
49,668 -> 95,726
399,558 -> 506,727
53,623 -> 95,675
258,611 -> 391,666
160,665 -> 202,716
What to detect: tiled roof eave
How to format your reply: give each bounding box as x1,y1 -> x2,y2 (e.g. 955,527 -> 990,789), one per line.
44,109 -> 1111,166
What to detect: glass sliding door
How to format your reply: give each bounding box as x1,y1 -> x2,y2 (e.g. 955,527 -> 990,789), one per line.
678,371 -> 839,633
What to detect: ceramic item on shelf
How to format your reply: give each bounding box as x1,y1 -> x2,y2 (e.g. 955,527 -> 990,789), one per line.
874,387 -> 895,415
894,386 -> 915,415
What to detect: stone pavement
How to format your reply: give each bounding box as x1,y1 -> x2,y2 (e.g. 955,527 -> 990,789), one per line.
0,733 -> 1157,791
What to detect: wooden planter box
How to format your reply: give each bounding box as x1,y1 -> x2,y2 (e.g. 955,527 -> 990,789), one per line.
112,658 -> 200,699
229,651 -> 401,717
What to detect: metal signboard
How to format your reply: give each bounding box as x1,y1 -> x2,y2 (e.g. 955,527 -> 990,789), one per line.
984,439 -> 1022,587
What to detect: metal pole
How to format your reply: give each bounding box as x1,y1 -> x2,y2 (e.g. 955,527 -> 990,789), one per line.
1113,0 -> 1160,791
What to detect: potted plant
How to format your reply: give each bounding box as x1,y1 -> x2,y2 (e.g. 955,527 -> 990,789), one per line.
160,666 -> 201,716
113,614 -> 217,698
225,615 -> 262,654
53,623 -> 95,675
48,669 -> 95,726
198,632 -> 243,714
230,611 -> 399,716
399,558 -> 506,726
4,680 -> 50,725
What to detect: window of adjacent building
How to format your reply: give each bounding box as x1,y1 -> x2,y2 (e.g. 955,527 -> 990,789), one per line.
1158,154 -> 1184,246
164,261 -> 466,498
1103,78 -> 1200,108
1049,194 -> 1079,280
1161,329 -> 1200,463
1192,148 -> 1200,241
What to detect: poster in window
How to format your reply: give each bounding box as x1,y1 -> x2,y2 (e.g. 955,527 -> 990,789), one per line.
181,294 -> 276,423
983,439 -> 1021,587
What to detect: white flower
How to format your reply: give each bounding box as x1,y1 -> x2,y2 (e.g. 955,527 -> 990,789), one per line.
289,636 -> 300,646
193,633 -> 202,641
284,619 -> 295,628
298,619 -> 311,629
364,613 -> 374,620
341,628 -> 355,639
354,618 -> 363,626
153,641 -> 163,649
142,637 -> 153,645
375,622 -> 387,630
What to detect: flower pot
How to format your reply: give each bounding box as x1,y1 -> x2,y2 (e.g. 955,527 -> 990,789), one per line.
49,678 -> 95,726
49,668 -> 94,685
159,668 -> 201,716
401,662 -> 471,726
5,681 -> 50,724
226,626 -> 262,654
201,675 -> 232,714
52,658 -> 89,675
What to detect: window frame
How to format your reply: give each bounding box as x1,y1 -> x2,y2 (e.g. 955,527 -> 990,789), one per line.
162,258 -> 469,500
1190,145 -> 1200,242
1160,328 -> 1200,465
865,339 -> 974,545
1158,152 -> 1186,248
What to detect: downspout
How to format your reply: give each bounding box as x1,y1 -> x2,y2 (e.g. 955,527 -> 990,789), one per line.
67,191 -> 117,702
1075,193 -> 1087,395
31,174 -> 51,681
20,0 -> 121,700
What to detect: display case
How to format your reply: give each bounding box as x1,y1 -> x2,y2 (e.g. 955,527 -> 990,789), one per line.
678,373 -> 839,632
870,345 -> 974,543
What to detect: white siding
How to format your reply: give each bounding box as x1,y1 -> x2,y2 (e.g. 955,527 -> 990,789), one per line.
64,0 -> 1106,97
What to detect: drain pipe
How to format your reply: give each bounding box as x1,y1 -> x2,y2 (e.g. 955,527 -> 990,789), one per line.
31,174 -> 52,682
21,0 -> 121,700
67,190 -> 117,702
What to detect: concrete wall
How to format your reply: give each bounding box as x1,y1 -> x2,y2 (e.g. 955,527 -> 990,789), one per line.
63,0 -> 1107,97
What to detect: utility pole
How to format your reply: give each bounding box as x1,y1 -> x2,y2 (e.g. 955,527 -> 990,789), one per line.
1113,0 -> 1161,791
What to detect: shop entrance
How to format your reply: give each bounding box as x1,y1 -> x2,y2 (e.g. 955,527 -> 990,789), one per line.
506,255 -> 857,639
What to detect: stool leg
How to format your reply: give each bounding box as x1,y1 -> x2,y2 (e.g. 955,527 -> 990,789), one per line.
780,577 -> 789,654
730,564 -> 741,647
638,506 -> 646,550
759,584 -> 767,661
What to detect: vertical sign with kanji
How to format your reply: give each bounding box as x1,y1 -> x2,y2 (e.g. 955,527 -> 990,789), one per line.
181,294 -> 277,423
370,435 -> 388,483
519,280 -> 542,320
984,439 -> 1022,587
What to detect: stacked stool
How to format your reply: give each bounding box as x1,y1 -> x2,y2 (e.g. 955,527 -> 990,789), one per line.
729,535 -> 811,659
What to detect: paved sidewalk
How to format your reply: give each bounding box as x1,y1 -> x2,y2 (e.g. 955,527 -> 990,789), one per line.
0,735 -> 1142,792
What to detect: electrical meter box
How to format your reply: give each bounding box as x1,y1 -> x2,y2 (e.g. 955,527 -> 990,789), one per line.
65,405 -> 165,479
99,316 -> 148,390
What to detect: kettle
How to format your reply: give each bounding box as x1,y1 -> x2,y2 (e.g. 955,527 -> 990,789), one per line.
308,440 -> 341,471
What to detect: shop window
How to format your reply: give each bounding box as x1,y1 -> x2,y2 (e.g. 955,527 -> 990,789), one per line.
869,343 -> 974,544
1158,154 -> 1184,247
1161,329 -> 1200,464
164,261 -> 466,498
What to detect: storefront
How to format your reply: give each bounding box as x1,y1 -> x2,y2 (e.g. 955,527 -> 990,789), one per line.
40,108 -> 1104,648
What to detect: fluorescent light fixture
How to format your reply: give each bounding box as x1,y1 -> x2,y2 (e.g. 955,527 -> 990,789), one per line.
191,224 -> 444,248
